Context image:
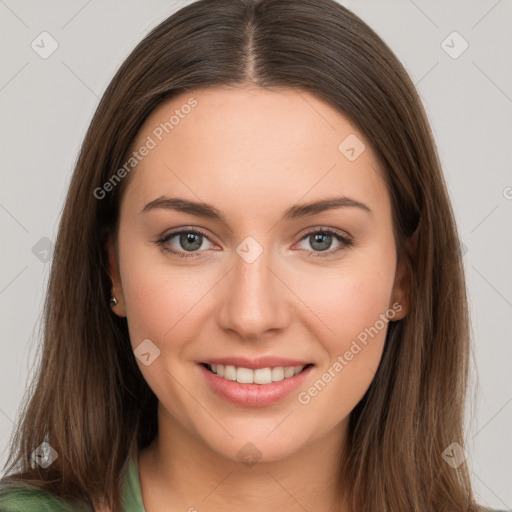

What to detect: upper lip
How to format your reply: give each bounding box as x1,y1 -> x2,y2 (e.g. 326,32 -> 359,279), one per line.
200,356 -> 313,370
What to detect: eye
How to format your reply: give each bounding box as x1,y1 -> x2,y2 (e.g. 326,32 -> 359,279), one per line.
155,228 -> 215,259
155,226 -> 353,260
294,228 -> 353,258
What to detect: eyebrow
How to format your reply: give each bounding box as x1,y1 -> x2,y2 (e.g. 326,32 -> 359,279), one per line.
141,195 -> 372,222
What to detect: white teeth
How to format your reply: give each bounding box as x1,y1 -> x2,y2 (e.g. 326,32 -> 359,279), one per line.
284,366 -> 295,378
207,364 -> 306,384
253,367 -> 272,384
224,365 -> 237,381
271,367 -> 284,381
236,367 -> 254,384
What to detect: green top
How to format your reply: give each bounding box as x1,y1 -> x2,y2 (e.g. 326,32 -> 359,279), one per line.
0,455 -> 145,511
0,456 -> 509,512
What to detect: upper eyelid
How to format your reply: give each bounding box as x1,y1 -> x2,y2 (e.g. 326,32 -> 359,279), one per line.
161,226 -> 215,244
159,226 -> 352,247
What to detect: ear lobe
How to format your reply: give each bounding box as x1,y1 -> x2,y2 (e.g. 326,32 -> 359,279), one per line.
106,236 -> 127,317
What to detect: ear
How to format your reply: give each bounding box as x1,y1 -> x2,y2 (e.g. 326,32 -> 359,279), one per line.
107,235 -> 127,317
389,226 -> 418,321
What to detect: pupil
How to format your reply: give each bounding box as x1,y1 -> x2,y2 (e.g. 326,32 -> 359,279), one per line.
311,233 -> 331,251
181,233 -> 202,251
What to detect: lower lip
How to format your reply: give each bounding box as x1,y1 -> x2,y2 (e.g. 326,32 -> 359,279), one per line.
199,364 -> 314,407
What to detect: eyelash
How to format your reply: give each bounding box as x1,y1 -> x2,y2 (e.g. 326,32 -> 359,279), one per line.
155,227 -> 353,260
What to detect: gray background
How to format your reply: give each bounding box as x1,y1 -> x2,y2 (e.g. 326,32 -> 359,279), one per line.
1,0 -> 511,509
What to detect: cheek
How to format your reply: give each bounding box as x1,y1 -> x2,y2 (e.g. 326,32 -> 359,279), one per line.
294,254 -> 396,349
292,248 -> 396,407
119,249 -> 210,418
122,266 -> 206,348
294,291 -> 392,429
118,235 -> 207,349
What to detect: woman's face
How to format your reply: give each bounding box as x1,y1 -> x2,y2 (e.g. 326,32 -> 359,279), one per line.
108,85 -> 410,463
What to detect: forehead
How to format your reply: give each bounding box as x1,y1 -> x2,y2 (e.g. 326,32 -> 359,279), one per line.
122,86 -> 388,221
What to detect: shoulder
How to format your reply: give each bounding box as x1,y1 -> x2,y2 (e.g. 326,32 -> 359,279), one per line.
0,481 -> 92,512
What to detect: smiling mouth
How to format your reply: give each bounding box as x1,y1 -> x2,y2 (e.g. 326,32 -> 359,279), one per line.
200,363 -> 314,385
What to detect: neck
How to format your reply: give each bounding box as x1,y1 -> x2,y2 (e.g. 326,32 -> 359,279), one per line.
138,404 -> 350,512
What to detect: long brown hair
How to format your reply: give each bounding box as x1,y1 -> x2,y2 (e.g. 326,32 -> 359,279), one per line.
1,1 -> 481,510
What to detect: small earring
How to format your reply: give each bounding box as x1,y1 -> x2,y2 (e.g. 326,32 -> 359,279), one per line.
107,272 -> 118,308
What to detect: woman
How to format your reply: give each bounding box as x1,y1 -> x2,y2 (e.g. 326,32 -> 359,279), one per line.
0,0 -> 505,511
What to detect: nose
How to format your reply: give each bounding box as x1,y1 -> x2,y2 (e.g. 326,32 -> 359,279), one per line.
217,243 -> 292,341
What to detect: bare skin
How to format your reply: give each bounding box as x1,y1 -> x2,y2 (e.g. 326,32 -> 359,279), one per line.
107,85 -> 412,512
